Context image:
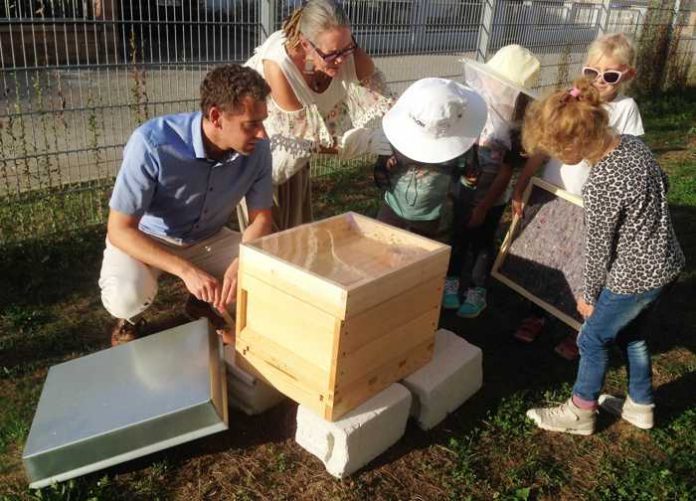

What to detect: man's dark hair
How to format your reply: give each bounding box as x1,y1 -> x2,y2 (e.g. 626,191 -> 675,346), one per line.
200,64 -> 270,117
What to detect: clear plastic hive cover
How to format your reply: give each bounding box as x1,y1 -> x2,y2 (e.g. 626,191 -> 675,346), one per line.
248,213 -> 434,286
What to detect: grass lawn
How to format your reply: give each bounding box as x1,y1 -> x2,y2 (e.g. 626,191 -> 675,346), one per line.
1,91 -> 695,500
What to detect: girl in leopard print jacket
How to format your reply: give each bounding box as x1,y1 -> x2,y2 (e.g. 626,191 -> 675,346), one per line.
519,78 -> 684,435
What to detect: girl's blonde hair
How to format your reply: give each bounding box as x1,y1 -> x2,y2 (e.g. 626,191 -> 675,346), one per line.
283,0 -> 351,49
587,32 -> 636,67
522,78 -> 613,164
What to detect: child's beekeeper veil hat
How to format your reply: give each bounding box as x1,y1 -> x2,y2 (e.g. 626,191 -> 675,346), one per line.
382,78 -> 487,164
463,44 -> 541,99
463,45 -> 541,146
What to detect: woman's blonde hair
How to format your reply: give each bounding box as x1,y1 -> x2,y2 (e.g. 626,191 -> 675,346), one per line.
283,0 -> 351,49
587,32 -> 636,68
522,78 -> 613,164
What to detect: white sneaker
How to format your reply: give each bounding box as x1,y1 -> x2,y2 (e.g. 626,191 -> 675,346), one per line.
598,394 -> 654,430
526,398 -> 596,435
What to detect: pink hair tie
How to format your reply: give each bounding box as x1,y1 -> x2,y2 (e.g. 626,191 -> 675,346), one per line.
569,87 -> 581,98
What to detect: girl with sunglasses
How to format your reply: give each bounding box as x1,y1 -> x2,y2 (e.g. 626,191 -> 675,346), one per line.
510,33 -> 644,357
238,0 -> 394,231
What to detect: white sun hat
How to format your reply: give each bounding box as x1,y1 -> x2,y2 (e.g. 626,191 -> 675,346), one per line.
381,78 -> 487,164
462,44 -> 541,99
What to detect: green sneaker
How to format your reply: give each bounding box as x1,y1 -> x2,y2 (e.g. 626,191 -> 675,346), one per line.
442,276 -> 460,310
457,287 -> 487,318
526,398 -> 596,435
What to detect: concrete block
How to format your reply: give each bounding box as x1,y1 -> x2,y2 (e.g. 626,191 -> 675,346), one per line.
295,383 -> 411,478
401,329 -> 482,430
224,346 -> 286,415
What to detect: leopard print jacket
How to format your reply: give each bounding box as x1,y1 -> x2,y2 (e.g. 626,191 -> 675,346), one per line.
582,135 -> 684,305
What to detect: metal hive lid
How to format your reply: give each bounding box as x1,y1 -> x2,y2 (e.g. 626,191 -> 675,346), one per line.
23,318 -> 228,488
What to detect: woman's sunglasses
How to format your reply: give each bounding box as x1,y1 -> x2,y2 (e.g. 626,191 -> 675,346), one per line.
582,66 -> 628,85
306,35 -> 358,64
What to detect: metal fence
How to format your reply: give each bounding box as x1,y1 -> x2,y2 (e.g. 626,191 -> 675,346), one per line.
1,0 -> 695,244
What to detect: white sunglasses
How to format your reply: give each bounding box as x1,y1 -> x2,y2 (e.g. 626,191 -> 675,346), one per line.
582,66 -> 629,85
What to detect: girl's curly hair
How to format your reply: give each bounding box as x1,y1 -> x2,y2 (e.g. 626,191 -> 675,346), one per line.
522,77 -> 611,164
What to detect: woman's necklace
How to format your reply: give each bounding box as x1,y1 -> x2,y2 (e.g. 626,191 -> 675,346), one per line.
309,71 -> 330,92
288,44 -> 330,93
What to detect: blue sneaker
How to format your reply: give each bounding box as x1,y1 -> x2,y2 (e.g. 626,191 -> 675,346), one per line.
457,287 -> 487,318
442,276 -> 460,310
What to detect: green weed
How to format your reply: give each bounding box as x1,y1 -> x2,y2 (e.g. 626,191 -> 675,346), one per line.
274,452 -> 288,473
0,381 -> 41,455
1,306 -> 51,334
24,476 -> 117,501
0,410 -> 29,455
504,451 -> 568,499
597,452 -> 695,500
448,432 -> 480,487
481,393 -> 535,439
0,182 -> 111,245
128,460 -> 171,500
666,161 -> 696,207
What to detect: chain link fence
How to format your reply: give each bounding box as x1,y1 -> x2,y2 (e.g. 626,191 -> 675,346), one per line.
1,0 -> 695,244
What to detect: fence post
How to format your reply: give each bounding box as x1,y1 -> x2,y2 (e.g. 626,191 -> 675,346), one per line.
409,0 -> 429,52
476,0 -> 499,62
671,0 -> 682,30
563,1 -> 575,25
259,0 -> 276,43
597,0 -> 612,37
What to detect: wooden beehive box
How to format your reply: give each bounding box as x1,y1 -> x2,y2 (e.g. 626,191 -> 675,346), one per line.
235,212 -> 450,421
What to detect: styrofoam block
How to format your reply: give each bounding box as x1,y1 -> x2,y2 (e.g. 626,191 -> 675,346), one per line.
224,346 -> 286,415
401,329 -> 482,430
224,346 -> 256,385
295,383 -> 411,478
226,372 -> 286,416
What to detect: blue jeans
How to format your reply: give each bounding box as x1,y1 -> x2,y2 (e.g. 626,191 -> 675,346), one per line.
572,287 -> 663,405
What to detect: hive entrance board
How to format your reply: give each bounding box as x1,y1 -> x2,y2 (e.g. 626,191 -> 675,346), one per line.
492,177 -> 585,330
236,212 -> 451,421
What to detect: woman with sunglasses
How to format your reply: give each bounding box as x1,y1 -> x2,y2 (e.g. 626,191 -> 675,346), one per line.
510,33 -> 645,357
238,0 -> 394,231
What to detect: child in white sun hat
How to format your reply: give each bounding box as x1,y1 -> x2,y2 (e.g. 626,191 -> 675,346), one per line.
442,44 -> 540,319
375,77 -> 487,239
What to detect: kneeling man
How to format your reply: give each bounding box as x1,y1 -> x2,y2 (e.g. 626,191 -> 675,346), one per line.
99,64 -> 273,346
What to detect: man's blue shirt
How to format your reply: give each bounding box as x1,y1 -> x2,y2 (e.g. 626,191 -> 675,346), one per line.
110,112 -> 272,244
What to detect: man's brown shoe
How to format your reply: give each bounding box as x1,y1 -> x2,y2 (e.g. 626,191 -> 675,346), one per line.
110,318 -> 146,347
184,295 -> 227,330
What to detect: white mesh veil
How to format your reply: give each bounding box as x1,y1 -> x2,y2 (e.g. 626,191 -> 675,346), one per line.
463,61 -> 522,149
